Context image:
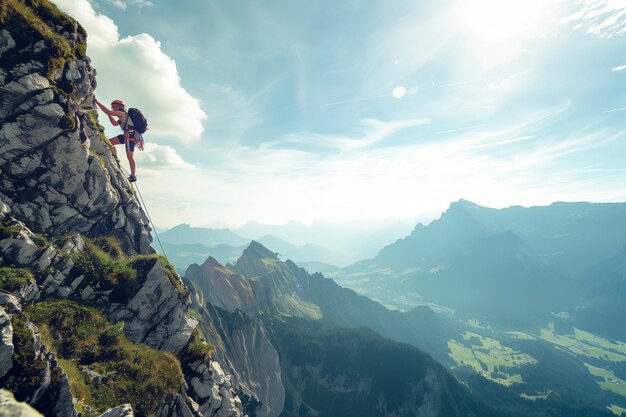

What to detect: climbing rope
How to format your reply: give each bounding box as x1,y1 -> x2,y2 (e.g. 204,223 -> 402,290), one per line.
119,166 -> 168,259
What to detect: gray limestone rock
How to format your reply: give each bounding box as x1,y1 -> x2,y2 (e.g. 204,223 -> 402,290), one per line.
210,361 -> 227,385
10,61 -> 46,78
36,246 -> 56,272
196,304 -> 283,417
28,356 -> 50,405
12,73 -> 50,94
33,103 -> 64,121
52,373 -> 78,417
0,308 -> 13,378
0,228 -> 40,266
187,359 -> 244,417
110,261 -> 197,353
0,389 -> 44,417
0,30 -> 16,57
33,40 -> 46,54
0,294 -> 22,314
98,405 -> 134,417
64,61 -> 81,82
60,234 -> 86,254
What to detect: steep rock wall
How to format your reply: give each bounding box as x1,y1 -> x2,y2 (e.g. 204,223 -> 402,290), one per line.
0,1 -> 151,256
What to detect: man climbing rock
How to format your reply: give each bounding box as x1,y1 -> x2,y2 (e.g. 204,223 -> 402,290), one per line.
94,98 -> 139,182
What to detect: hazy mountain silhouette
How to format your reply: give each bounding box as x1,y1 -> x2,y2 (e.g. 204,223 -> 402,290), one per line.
236,219 -> 416,265
339,200 -> 626,321
367,200 -> 626,278
160,223 -> 249,246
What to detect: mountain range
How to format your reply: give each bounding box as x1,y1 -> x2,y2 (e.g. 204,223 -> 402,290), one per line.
156,219 -> 416,274
184,240 -> 619,417
333,199 -> 626,323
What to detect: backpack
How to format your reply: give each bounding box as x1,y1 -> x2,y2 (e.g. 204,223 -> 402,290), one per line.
126,107 -> 148,134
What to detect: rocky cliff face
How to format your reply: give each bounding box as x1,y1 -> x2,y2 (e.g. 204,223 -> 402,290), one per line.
186,257 -> 259,315
0,0 -> 150,257
188,300 -> 285,417
0,2 -> 245,417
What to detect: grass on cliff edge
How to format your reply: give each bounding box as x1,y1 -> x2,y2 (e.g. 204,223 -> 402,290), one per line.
72,236 -> 188,304
0,267 -> 34,293
27,300 -> 184,417
0,0 -> 87,77
179,327 -> 215,366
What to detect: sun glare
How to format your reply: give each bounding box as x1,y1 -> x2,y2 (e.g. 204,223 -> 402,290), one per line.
392,86 -> 407,98
453,0 -> 557,67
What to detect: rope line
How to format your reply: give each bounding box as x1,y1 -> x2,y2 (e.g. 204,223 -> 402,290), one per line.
119,166 -> 168,259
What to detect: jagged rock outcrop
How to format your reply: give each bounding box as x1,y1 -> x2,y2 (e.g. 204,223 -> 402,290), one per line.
195,244 -> 321,320
188,302 -> 284,417
0,304 -> 77,417
98,405 -> 134,417
0,1 -> 151,256
0,215 -> 245,417
0,308 -> 14,379
108,261 -> 198,353
0,2 -> 245,417
184,359 -> 246,417
0,389 -> 44,417
186,257 -> 258,315
0,214 -> 197,353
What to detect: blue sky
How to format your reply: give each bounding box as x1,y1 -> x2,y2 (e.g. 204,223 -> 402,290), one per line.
53,0 -> 626,228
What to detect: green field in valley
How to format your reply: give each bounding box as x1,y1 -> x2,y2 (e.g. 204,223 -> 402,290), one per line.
448,331 -> 537,386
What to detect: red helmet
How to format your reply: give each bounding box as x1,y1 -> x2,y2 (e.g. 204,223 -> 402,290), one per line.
111,99 -> 125,109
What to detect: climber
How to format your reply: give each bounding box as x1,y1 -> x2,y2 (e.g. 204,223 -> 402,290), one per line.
94,98 -> 138,182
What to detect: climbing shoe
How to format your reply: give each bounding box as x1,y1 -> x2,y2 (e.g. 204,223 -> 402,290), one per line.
128,175 -> 137,182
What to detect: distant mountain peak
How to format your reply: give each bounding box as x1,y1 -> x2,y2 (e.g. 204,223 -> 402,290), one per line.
171,223 -> 192,230
230,241 -> 280,277
457,198 -> 480,207
202,256 -> 224,270
449,198 -> 481,211
245,241 -> 279,260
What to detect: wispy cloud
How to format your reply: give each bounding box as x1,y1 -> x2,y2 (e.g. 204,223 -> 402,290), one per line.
275,118 -> 430,152
109,0 -> 126,10
612,64 -> 626,71
106,0 -> 153,10
560,0 -> 626,38
603,106 -> 626,113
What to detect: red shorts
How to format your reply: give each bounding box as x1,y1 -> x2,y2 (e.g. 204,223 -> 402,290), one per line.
116,131 -> 137,152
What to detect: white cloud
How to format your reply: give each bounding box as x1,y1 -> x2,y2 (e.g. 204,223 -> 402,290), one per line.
52,0 -> 206,142
561,0 -> 626,38
612,64 -> 626,71
140,143 -> 196,170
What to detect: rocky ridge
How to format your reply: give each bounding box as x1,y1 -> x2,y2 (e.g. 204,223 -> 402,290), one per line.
187,301 -> 285,417
0,2 -> 245,416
